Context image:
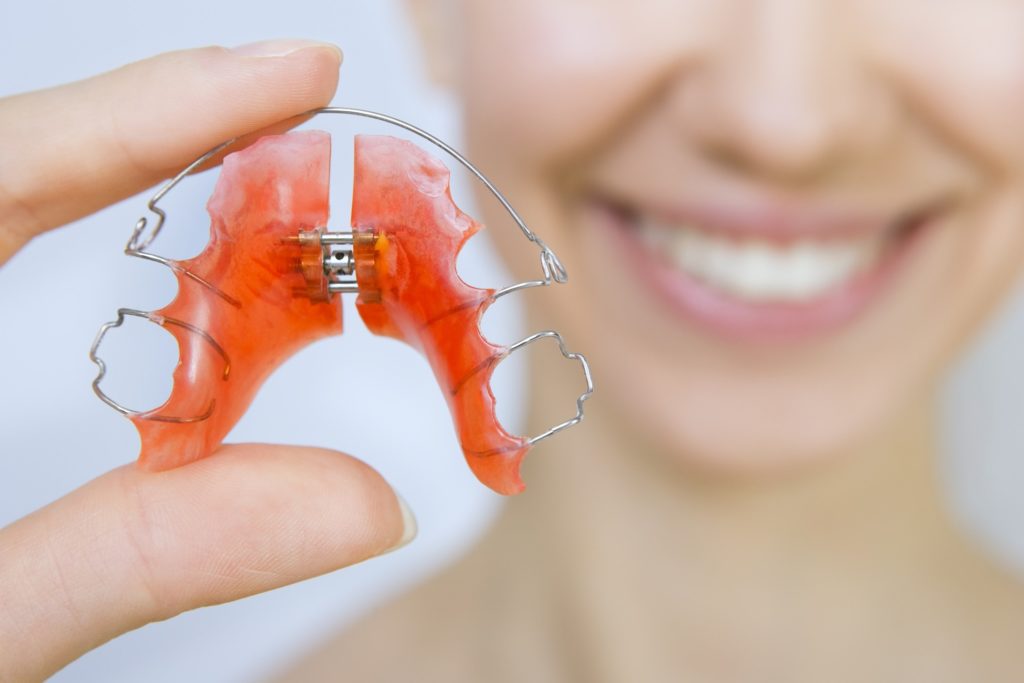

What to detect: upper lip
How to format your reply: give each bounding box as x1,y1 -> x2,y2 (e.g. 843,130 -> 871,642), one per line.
594,189 -> 942,245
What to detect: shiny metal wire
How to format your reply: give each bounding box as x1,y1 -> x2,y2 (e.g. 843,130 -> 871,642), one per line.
504,330 -> 593,446
91,107 -> 593,444
89,308 -> 230,422
126,107 -> 568,293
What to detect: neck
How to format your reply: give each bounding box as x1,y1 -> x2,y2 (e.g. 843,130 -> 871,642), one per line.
483,358 -> 1013,679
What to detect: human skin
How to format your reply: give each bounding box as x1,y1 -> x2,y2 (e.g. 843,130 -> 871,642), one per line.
452,0 -> 1024,474
283,2 -> 1024,681
0,42 -> 415,682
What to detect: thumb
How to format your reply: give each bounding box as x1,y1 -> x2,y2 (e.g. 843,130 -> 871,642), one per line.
0,444 -> 415,682
0,40 -> 343,264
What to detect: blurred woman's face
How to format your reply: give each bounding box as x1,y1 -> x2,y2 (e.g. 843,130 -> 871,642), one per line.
443,1 -> 1024,471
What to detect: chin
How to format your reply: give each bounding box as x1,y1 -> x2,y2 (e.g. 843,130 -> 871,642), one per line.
659,403 -> 899,476
600,352 -> 914,477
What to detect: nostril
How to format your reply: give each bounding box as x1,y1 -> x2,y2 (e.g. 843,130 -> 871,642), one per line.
703,144 -> 751,176
673,64 -> 852,182
697,103 -> 845,182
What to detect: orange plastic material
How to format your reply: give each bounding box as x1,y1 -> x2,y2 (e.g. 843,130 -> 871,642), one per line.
352,135 -> 530,495
133,131 -> 342,470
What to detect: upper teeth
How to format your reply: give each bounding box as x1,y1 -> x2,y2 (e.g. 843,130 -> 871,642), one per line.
639,219 -> 882,302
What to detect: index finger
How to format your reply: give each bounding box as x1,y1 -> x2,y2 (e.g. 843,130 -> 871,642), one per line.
0,39 -> 343,265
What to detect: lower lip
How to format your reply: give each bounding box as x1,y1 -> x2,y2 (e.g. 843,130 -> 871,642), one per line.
591,204 -> 932,343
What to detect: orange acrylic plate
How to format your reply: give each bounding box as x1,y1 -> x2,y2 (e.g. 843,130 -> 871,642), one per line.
121,130 -> 533,495
351,135 -> 530,495
132,131 -> 343,469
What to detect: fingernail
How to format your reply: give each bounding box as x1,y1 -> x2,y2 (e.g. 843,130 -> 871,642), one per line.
383,492 -> 418,555
231,39 -> 343,60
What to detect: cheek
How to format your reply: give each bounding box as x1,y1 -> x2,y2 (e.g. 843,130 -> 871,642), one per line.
950,189 -> 1024,350
459,1 -> 705,164
866,2 -> 1024,168
457,1 -> 708,309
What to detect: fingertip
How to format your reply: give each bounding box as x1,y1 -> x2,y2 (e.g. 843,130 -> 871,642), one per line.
220,40 -> 343,110
137,443 -> 414,595
383,492 -> 419,555
229,39 -> 343,64
224,38 -> 343,83
152,41 -> 343,146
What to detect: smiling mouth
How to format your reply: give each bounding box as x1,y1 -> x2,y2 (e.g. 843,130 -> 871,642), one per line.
589,195 -> 941,341
635,216 -> 889,303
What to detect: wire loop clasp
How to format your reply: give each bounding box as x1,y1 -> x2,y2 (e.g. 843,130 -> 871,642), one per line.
90,308 -> 231,423
501,330 -> 594,446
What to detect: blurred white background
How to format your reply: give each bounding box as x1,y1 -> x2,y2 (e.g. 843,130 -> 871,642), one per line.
2,1 -> 1024,681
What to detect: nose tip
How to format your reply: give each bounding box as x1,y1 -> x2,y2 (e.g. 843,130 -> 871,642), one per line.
696,84 -> 846,180
670,8 -> 867,183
